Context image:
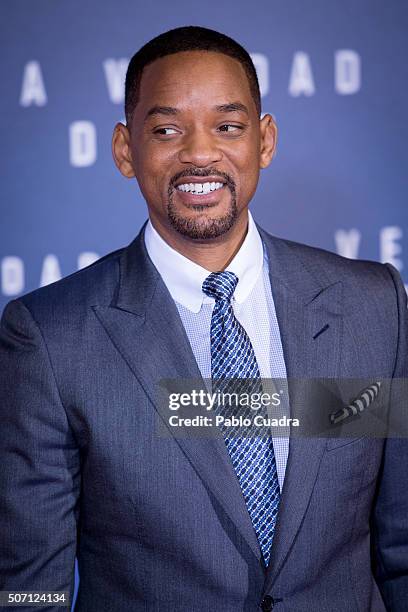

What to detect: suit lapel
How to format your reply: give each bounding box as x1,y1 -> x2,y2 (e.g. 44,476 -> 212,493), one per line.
92,220 -> 344,578
93,223 -> 262,562
258,229 -> 343,590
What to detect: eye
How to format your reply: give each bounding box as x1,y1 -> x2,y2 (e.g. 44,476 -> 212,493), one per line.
218,124 -> 243,133
153,127 -> 179,136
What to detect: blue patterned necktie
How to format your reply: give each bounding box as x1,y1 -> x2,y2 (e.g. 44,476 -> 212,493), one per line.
202,271 -> 281,567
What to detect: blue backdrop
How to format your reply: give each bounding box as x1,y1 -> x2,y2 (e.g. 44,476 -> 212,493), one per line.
1,1 -> 407,316
0,0 -> 408,320
1,1 -> 407,606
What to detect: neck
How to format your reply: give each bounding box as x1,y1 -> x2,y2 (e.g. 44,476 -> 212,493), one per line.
150,212 -> 249,272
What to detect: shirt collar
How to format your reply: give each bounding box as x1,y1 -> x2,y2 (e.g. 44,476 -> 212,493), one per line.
144,210 -> 264,313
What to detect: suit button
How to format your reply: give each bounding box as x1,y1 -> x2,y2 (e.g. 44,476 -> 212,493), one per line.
261,595 -> 274,610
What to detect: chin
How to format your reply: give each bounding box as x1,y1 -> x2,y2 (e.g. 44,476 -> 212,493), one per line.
168,211 -> 238,241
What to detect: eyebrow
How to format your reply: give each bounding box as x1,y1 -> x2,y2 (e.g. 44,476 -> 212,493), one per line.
144,101 -> 249,122
145,105 -> 179,121
214,102 -> 249,116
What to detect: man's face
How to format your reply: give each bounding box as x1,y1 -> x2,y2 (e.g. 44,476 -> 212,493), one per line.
113,50 -> 276,242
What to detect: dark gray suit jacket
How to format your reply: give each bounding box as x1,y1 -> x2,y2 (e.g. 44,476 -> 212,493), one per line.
1,222 -> 407,611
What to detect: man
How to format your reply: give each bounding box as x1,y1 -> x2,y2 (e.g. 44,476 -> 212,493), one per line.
0,26 -> 407,612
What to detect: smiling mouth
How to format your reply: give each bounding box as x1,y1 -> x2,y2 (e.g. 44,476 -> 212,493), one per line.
171,179 -> 229,210
175,181 -> 225,195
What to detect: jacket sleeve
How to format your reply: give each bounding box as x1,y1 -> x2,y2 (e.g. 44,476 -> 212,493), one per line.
371,264 -> 408,611
0,299 -> 79,610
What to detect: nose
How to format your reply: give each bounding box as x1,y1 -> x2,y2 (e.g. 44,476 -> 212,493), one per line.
178,128 -> 223,167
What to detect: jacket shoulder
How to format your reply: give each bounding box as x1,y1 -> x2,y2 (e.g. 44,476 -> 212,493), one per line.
8,246 -> 124,321
260,228 -> 397,289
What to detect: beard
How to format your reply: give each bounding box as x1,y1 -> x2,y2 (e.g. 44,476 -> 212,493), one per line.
167,169 -> 238,240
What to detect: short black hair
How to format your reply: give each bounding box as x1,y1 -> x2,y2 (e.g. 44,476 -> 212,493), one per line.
124,26 -> 261,125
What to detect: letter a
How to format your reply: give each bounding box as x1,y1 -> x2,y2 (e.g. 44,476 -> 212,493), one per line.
289,52 -> 315,97
20,61 -> 47,107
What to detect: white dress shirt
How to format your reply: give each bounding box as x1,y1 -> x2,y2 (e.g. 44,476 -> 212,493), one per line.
144,211 -> 289,492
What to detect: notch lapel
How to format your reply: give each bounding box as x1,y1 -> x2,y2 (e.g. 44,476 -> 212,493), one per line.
258,229 -> 343,591
93,223 -> 262,562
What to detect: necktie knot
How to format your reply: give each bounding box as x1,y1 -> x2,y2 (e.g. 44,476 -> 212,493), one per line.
202,271 -> 238,303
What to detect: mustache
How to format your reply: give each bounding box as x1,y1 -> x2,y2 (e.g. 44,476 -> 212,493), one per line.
169,167 -> 236,191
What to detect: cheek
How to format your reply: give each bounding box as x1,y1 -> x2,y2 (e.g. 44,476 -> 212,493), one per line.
230,138 -> 260,172
232,152 -> 260,191
133,148 -> 172,196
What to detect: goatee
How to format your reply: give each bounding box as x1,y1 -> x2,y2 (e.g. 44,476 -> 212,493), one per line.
167,191 -> 238,239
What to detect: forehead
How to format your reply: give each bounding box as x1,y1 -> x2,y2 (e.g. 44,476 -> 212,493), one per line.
135,51 -> 254,115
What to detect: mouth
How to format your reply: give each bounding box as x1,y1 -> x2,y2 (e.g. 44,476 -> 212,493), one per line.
172,176 -> 229,207
175,180 -> 225,195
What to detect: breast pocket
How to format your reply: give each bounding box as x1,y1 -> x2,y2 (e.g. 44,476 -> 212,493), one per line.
324,436 -> 384,490
326,435 -> 368,451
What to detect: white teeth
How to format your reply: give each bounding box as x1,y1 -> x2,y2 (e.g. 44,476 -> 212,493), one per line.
176,181 -> 224,195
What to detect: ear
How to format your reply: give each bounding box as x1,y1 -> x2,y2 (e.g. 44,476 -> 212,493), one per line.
111,123 -> 135,178
259,113 -> 277,169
